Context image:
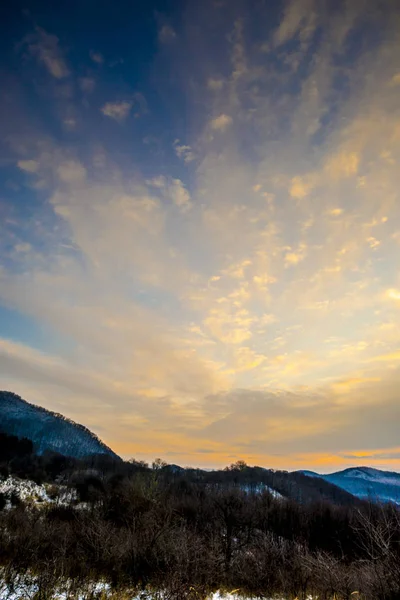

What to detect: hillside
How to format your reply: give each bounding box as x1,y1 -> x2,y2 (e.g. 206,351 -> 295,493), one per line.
0,391 -> 119,460
0,390 -> 389,507
159,463 -> 361,507
301,466 -> 400,503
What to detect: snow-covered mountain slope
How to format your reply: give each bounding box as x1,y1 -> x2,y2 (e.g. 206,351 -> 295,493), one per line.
0,391 -> 120,460
301,466 -> 400,503
299,470 -> 319,477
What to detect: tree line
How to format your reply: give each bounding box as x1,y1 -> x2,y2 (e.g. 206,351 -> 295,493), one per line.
1,434 -> 400,599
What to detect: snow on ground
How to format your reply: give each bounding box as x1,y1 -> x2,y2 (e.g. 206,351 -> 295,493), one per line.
240,483 -> 284,499
342,469 -> 400,486
265,485 -> 283,499
0,476 -> 284,511
0,575 -> 111,600
0,573 -> 308,600
0,476 -> 76,508
0,589 -> 289,600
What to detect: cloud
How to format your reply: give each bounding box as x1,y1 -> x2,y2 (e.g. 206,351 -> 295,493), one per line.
159,25 -> 177,43
233,346 -> 266,372
324,151 -> 360,179
386,289 -> 400,301
289,175 -> 315,199
63,118 -> 77,130
56,160 -> 87,184
169,178 -> 191,210
0,338 -> 118,404
284,244 -> 307,267
289,150 -> 359,200
100,95 -> 146,121
90,50 -> 104,64
199,372 -> 400,457
147,176 -> 192,210
79,77 -> 95,93
203,298 -> 254,345
210,114 -> 233,131
329,208 -> 344,217
390,73 -> 400,86
17,160 -> 39,173
273,0 -> 317,48
27,27 -> 69,79
173,140 -> 196,163
208,78 -> 224,91
14,243 -> 32,253
0,336 -> 225,458
3,0 -> 400,469
0,169 -> 229,414
101,101 -> 132,121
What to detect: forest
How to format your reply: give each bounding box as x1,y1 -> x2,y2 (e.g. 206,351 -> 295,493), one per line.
1,432 -> 400,600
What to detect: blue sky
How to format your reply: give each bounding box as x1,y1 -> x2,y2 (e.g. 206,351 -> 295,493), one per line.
1,0 -> 400,471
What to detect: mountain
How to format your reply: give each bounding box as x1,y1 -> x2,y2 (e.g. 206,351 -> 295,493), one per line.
0,391 -> 120,460
178,465 -> 361,507
301,466 -> 400,504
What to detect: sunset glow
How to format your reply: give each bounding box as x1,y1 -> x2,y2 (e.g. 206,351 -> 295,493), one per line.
1,0 -> 400,471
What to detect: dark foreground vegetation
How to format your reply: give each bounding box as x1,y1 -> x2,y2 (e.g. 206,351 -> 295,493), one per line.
1,433 -> 400,599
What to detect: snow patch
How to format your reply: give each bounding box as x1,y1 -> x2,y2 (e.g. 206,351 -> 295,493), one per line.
0,476 -> 76,508
240,483 -> 284,499
0,571 -> 307,599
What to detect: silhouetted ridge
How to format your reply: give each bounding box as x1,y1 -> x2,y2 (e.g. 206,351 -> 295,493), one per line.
0,391 -> 120,460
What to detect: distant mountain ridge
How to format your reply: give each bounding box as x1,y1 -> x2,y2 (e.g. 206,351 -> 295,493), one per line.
300,466 -> 400,504
168,464 -> 362,507
2,390 -> 398,506
0,391 -> 120,460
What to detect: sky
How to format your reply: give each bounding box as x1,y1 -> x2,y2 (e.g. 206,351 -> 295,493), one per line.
1,0 -> 400,472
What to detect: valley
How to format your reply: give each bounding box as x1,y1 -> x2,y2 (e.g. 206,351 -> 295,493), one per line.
1,392 -> 400,599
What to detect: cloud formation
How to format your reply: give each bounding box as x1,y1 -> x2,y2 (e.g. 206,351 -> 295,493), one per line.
26,27 -> 70,79
158,24 -> 177,44
174,140 -> 196,163
1,0 -> 400,470
90,50 -> 104,64
101,101 -> 133,121
210,114 -> 233,131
